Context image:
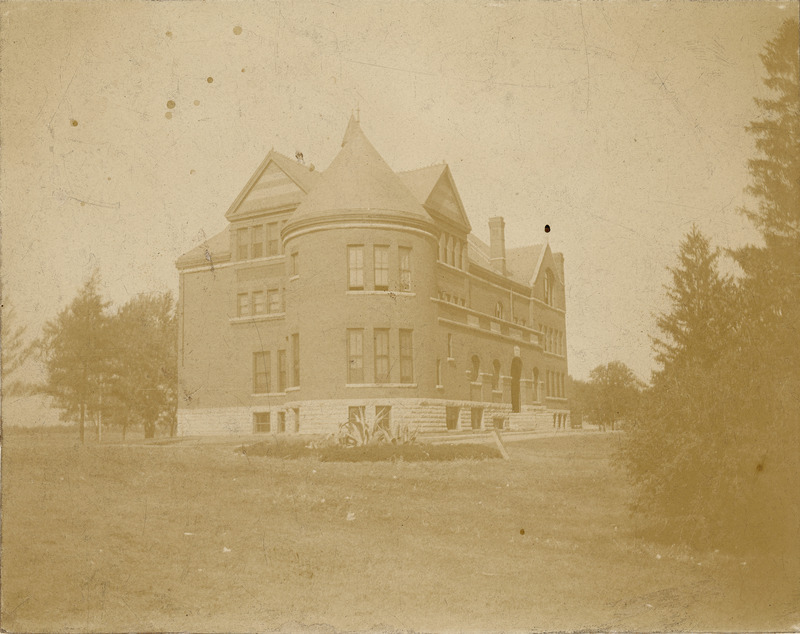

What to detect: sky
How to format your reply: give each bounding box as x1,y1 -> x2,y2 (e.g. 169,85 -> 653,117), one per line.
1,0 -> 795,388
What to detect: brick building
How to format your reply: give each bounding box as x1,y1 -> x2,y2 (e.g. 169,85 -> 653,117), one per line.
176,117 -> 570,435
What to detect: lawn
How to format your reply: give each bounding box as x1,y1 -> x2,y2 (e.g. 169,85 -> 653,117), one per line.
1,429 -> 797,632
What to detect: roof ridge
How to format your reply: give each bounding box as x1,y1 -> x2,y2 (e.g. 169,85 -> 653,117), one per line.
398,162 -> 447,175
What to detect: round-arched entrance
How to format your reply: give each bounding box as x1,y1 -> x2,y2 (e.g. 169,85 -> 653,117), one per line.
511,357 -> 522,413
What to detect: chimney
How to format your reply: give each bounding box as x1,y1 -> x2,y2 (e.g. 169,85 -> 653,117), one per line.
488,217 -> 506,276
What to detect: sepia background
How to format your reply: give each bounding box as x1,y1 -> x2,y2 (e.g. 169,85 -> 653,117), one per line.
1,0 -> 793,393
1,1 -> 798,632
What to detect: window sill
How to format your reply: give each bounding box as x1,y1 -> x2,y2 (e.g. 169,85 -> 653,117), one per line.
435,384 -> 444,390
251,392 -> 287,397
346,290 -> 416,297
231,313 -> 285,323
345,383 -> 418,388
289,274 -> 299,282
447,357 -> 455,363
236,254 -> 286,265
285,386 -> 300,393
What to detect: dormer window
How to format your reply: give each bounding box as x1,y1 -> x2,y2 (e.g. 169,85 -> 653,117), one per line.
251,225 -> 264,258
237,228 -> 249,260
267,222 -> 280,256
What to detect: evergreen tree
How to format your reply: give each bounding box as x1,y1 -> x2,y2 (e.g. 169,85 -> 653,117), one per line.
653,226 -> 737,373
621,226 -> 738,546
731,17 -> 800,555
37,273 -> 111,443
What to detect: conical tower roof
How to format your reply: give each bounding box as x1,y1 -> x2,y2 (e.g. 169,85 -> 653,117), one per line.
286,116 -> 432,229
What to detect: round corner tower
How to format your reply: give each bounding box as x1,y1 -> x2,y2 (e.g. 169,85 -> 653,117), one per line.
280,116 -> 440,433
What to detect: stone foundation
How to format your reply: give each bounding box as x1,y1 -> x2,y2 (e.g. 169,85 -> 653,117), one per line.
177,399 -> 570,436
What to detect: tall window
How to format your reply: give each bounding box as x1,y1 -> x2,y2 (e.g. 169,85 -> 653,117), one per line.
252,290 -> 266,315
291,251 -> 299,276
347,329 -> 364,383
237,227 -> 249,260
291,333 -> 300,387
374,246 -> 389,291
267,222 -> 279,256
492,360 -> 501,390
277,411 -> 286,433
237,292 -> 250,317
348,246 -> 364,290
278,350 -> 287,392
399,247 -> 411,291
454,240 -> 462,269
399,329 -> 413,383
470,355 -> 481,381
251,225 -> 264,259
267,288 -> 282,314
446,236 -> 454,265
253,351 -> 270,394
544,269 -> 554,305
374,329 -> 390,383
254,412 -> 270,433
495,302 -> 504,319
447,334 -> 453,359
435,358 -> 442,386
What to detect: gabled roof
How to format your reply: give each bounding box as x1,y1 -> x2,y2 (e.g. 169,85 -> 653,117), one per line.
287,116 -> 432,227
507,244 -> 545,286
398,164 -> 447,203
399,164 -> 471,232
225,149 -> 321,220
176,227 -> 231,269
467,234 -> 552,287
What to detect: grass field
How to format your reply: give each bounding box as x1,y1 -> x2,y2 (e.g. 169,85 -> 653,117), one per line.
1,429 -> 798,633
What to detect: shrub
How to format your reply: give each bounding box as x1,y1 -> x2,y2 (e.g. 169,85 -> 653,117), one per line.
238,440 -> 501,462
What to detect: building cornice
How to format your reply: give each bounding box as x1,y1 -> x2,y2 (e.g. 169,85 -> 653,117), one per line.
282,212 -> 438,243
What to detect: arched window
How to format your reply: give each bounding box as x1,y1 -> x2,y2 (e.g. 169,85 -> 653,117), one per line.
454,239 -> 462,269
492,360 -> 501,390
495,302 -> 504,320
447,334 -> 453,359
544,269 -> 554,306
470,355 -> 481,381
439,233 -> 446,261
446,236 -> 454,266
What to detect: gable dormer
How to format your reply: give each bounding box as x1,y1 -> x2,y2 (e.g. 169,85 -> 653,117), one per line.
225,151 -> 320,222
530,244 -> 566,310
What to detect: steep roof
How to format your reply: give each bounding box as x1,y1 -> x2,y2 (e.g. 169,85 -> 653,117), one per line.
287,116 -> 432,227
467,234 -> 549,287
399,163 -> 471,232
398,163 -> 447,203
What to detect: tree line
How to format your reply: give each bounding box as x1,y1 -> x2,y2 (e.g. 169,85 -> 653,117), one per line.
572,19 -> 798,557
31,274 -> 178,441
